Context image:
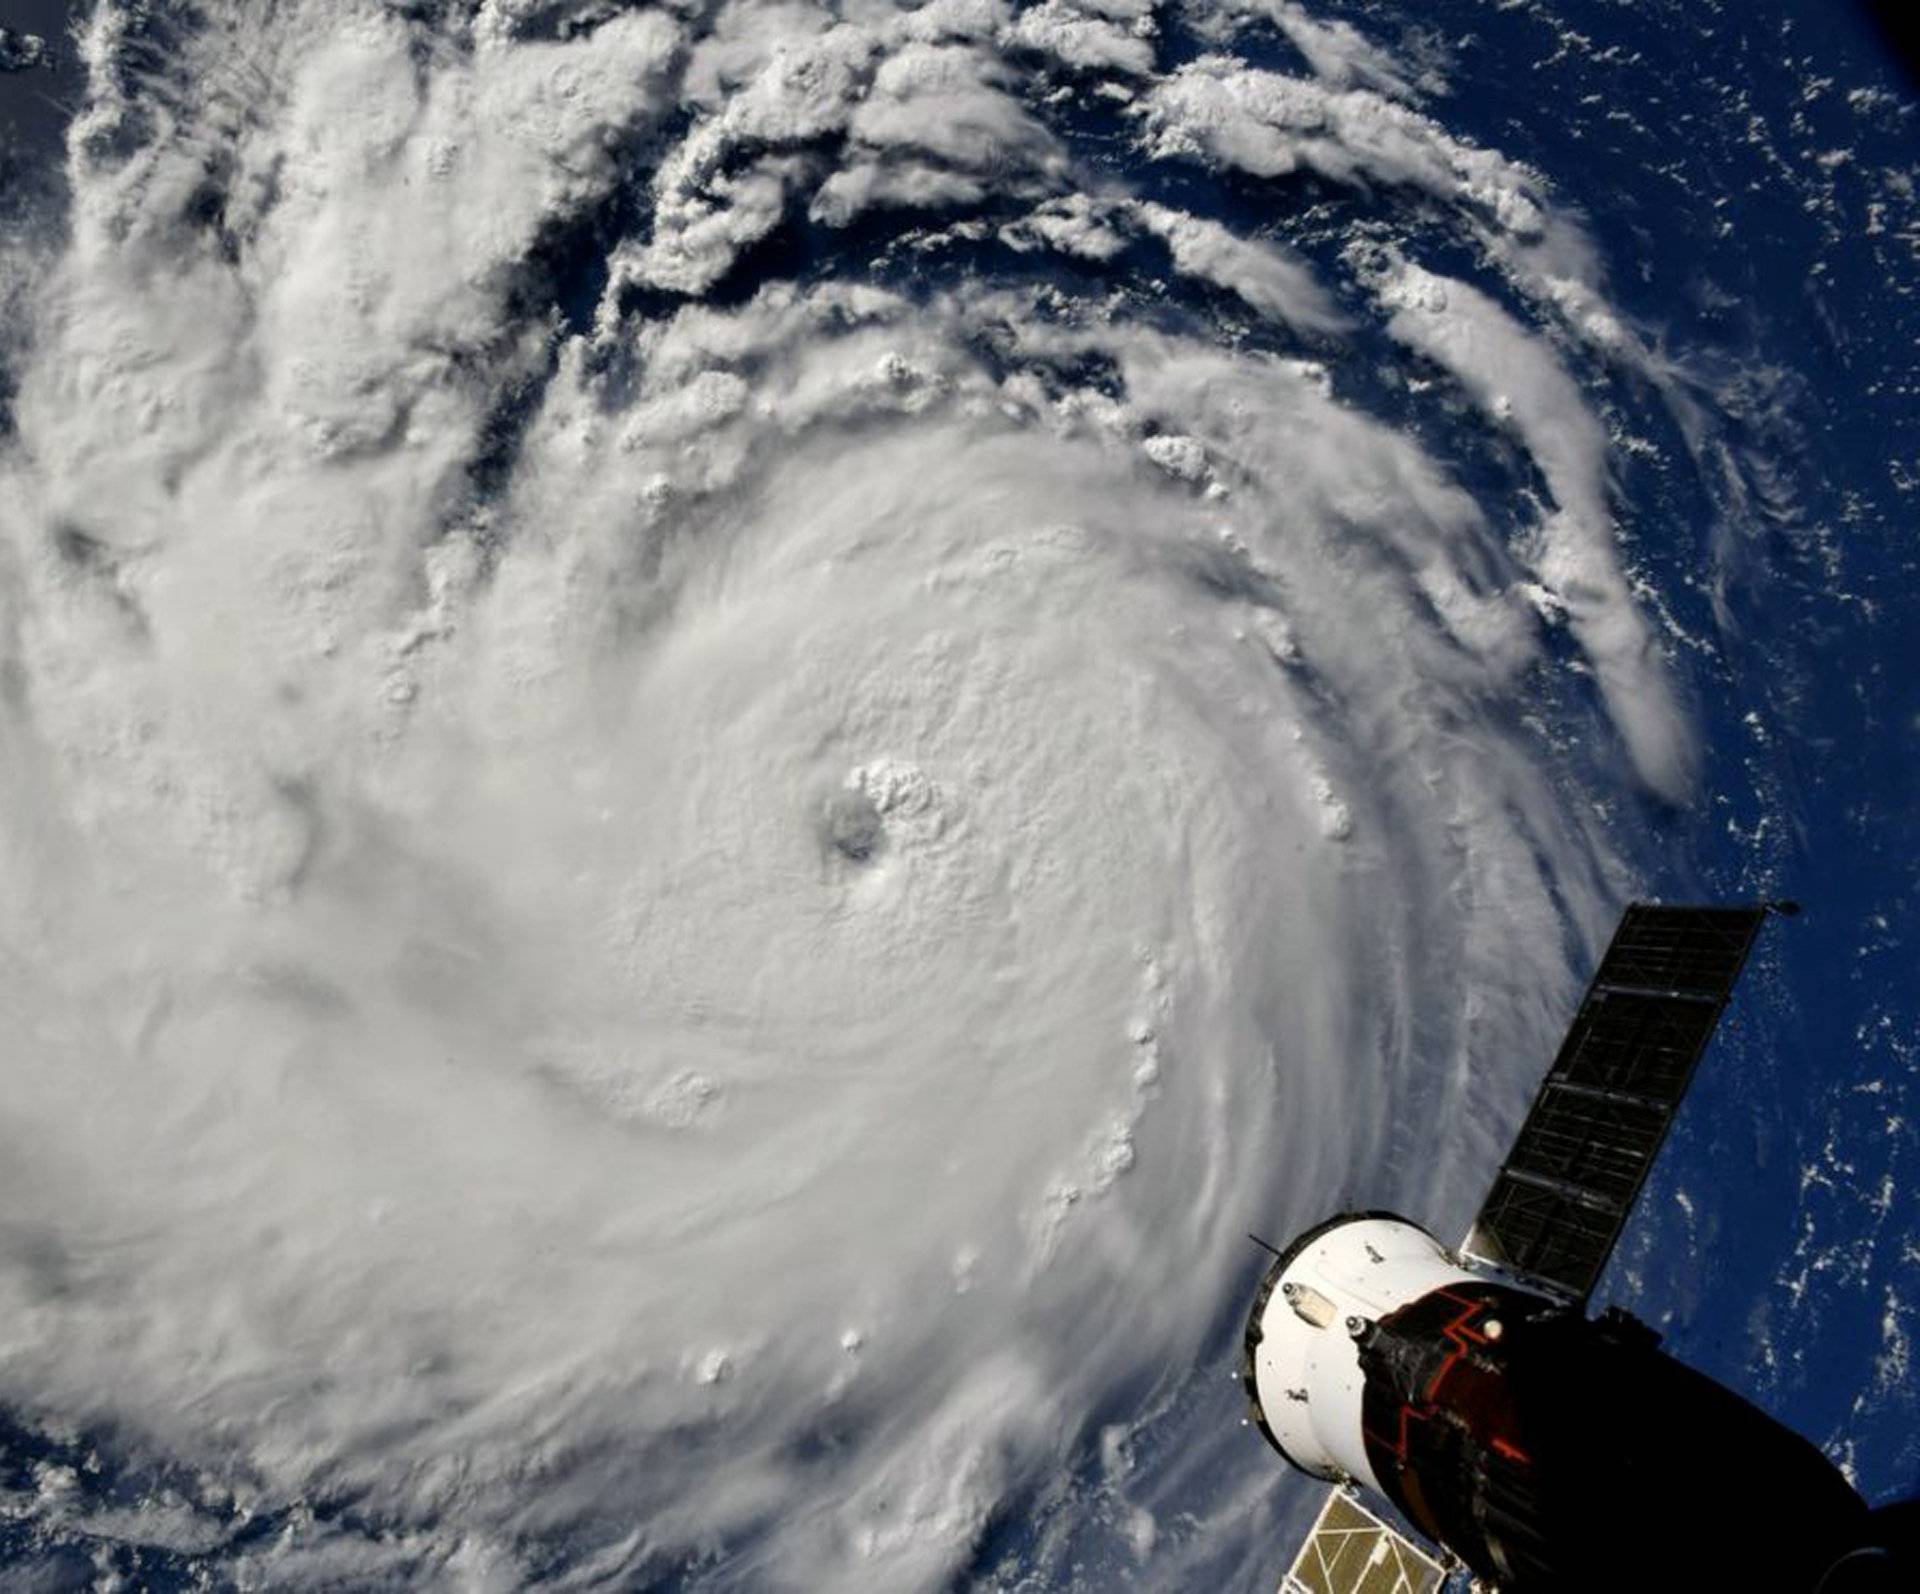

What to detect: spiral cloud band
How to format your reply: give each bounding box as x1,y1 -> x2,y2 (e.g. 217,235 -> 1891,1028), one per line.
1,1 -> 1708,1586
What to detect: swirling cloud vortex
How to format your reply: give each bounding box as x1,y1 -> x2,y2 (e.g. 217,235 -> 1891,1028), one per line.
0,1 -> 1699,1586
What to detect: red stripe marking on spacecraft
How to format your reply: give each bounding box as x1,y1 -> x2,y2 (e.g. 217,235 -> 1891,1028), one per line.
1364,1400 -> 1432,1467
1366,1291 -> 1515,1468
1421,1290 -> 1493,1402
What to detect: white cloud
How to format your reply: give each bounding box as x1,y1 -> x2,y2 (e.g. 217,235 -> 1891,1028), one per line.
1002,192 -> 1131,260
1007,1 -> 1157,77
845,42 -> 1064,174
1138,53 -> 1549,239
620,19 -> 879,295
1135,201 -> 1347,333
1241,0 -> 1418,98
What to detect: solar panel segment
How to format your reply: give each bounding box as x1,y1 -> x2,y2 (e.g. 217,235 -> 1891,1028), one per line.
1462,903 -> 1771,1302
1280,1490 -> 1447,1594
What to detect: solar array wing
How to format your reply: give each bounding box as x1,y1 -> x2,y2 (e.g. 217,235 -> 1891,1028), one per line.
1279,1489 -> 1447,1594
1462,903 -> 1771,1304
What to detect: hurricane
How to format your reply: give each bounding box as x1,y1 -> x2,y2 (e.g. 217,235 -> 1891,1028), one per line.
0,1 -> 1865,1588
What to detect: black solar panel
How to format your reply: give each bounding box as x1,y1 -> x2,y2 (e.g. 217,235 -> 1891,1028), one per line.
1465,903 -> 1772,1303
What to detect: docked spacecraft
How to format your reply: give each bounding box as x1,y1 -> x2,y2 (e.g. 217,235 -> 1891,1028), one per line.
1246,904 -> 1919,1592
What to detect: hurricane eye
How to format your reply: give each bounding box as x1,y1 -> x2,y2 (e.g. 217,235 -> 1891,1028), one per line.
821,787 -> 885,864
